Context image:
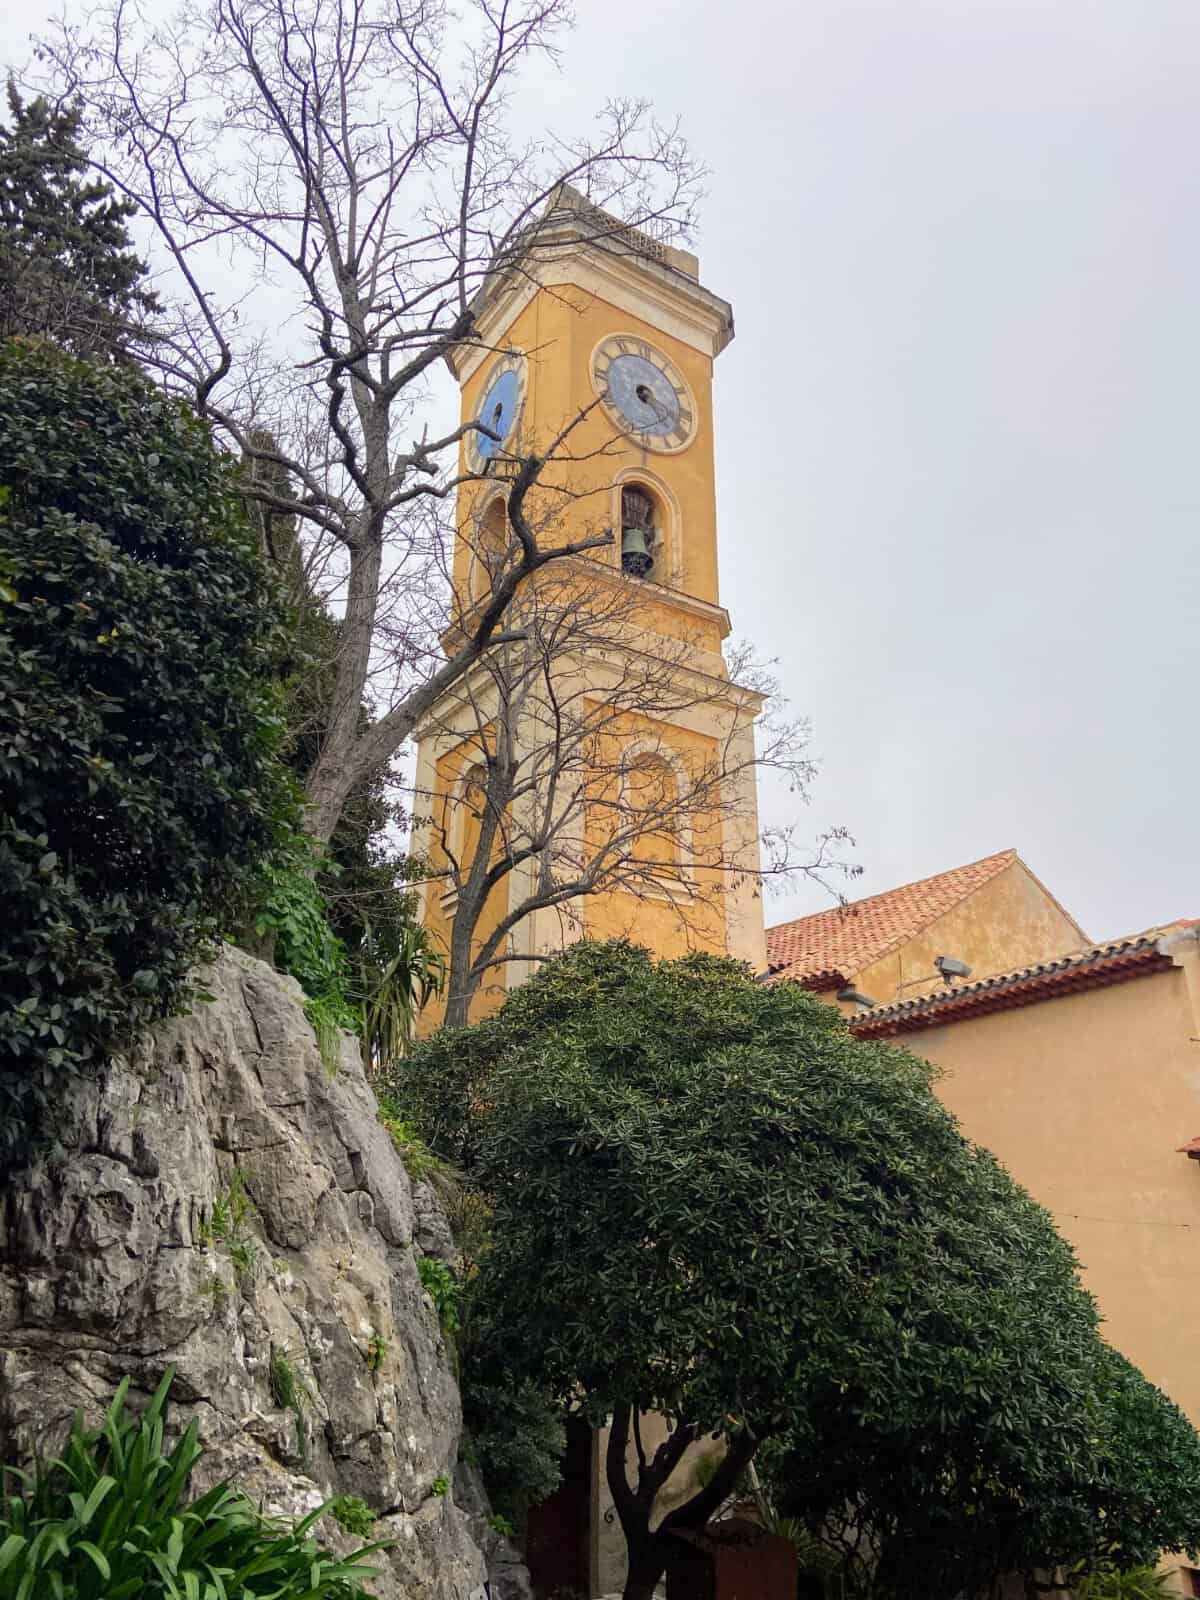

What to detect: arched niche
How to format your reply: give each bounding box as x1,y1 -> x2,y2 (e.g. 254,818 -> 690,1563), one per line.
468,494 -> 509,603
612,469 -> 682,588
618,741 -> 694,882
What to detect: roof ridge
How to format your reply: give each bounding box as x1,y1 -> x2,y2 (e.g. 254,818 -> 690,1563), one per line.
850,922 -> 1190,1036
764,849 -> 1022,984
766,848 -> 1017,942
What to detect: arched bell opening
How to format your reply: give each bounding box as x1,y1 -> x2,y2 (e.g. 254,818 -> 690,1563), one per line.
620,483 -> 659,580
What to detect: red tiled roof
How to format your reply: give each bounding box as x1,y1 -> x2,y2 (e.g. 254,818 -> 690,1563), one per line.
849,929 -> 1185,1039
765,849 -> 1019,987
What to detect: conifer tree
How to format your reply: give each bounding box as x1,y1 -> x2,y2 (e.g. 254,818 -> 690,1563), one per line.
0,83 -> 158,357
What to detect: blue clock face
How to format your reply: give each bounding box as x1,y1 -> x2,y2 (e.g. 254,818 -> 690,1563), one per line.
473,362 -> 522,465
592,337 -> 694,450
606,354 -> 680,437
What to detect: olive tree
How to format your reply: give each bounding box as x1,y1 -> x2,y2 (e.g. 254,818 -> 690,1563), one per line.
392,941 -> 1200,1600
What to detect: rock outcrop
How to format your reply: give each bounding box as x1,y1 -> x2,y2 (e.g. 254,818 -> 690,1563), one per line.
0,945 -> 525,1599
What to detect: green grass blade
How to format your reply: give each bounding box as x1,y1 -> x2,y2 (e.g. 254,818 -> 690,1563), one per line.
77,1540 -> 112,1581
0,1535 -> 26,1577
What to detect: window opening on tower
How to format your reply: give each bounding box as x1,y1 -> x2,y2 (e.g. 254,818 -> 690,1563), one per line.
620,484 -> 657,579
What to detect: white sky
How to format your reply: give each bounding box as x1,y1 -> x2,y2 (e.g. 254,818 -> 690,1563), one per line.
6,0 -> 1198,942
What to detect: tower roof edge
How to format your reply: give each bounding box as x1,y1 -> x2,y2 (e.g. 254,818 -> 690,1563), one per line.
446,183 -> 733,380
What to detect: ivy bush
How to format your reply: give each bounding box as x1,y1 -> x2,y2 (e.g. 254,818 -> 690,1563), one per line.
0,1369 -> 383,1598
0,340 -> 292,1155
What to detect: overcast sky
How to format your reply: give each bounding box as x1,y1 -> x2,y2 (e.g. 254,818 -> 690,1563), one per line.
517,0 -> 1200,943
5,0 -> 1197,943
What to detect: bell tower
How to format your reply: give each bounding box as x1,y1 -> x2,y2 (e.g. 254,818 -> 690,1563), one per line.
411,188 -> 766,1025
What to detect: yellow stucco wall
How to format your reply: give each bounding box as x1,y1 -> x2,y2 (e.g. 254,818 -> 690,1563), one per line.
908,961 -> 1200,1427
454,285 -> 723,610
418,737 -> 512,1030
851,861 -> 1089,1011
414,238 -> 761,1029
580,706 -> 729,959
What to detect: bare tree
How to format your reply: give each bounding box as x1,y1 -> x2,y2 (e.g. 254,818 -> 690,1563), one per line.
412,511 -> 851,1028
40,0 -> 703,842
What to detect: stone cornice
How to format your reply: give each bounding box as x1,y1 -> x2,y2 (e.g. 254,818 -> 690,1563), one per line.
412,624 -> 764,748
440,553 -> 732,655
448,214 -> 734,385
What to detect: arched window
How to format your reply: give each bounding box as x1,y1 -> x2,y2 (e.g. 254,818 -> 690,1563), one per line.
620,484 -> 659,580
624,751 -> 679,872
470,497 -> 509,602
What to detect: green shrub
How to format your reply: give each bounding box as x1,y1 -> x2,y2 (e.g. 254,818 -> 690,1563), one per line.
0,341 -> 292,1157
0,1368 -> 384,1597
198,1169 -> 258,1277
269,1346 -> 309,1457
459,1376 -> 566,1529
253,832 -> 351,1004
360,920 -> 446,1071
430,1473 -> 450,1499
327,1495 -> 375,1537
377,1094 -> 451,1181
1075,1567 -> 1176,1600
417,1256 -> 461,1335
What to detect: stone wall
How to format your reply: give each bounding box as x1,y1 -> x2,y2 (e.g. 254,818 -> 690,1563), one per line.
0,945 -> 527,1600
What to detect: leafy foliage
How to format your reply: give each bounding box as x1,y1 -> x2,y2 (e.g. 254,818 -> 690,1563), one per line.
253,832 -> 351,1004
197,1170 -> 258,1278
377,1094 -> 451,1182
360,920 -> 446,1073
417,1256 -> 461,1337
459,1374 -> 567,1531
771,1325 -> 1200,1597
1074,1566 -> 1176,1600
269,1347 -> 309,1460
0,1369 -> 383,1598
252,827 -> 442,1072
396,940 -> 1200,1596
327,1496 -> 375,1538
0,340 -> 291,1157
0,86 -> 159,358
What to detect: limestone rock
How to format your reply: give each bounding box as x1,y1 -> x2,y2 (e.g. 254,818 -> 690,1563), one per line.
455,1454 -> 536,1600
0,945 -> 521,1600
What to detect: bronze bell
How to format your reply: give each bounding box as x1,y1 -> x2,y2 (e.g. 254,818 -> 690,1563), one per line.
621,523 -> 654,578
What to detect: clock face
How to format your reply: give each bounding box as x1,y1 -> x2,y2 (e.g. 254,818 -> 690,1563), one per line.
468,353 -> 526,470
592,336 -> 695,452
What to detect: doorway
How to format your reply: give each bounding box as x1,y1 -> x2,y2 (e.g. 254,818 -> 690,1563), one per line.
524,1418 -> 593,1597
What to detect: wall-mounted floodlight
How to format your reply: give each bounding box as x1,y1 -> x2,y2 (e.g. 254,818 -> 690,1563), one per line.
837,987 -> 878,1010
934,955 -> 972,982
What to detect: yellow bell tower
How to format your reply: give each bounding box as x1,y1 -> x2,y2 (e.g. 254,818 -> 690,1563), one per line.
411,188 -> 766,1025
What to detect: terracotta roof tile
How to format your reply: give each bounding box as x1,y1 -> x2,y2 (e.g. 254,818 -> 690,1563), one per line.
849,927 -> 1189,1039
765,849 -> 1019,987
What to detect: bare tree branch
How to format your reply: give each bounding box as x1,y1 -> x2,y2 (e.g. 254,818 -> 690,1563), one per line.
36,0 -> 705,843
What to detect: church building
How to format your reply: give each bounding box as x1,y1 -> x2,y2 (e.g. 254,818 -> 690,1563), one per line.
411,187 -> 766,1029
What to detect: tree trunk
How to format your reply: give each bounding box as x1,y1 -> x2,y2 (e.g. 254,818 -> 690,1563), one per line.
443,893 -> 481,1029
303,535 -> 384,845
622,1537 -> 668,1600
